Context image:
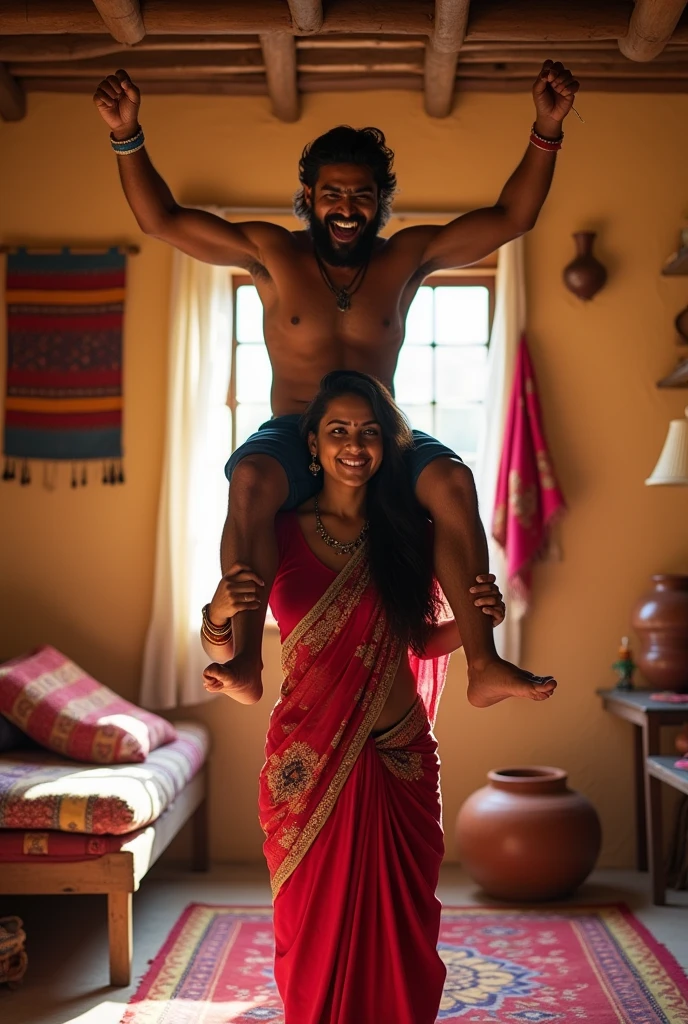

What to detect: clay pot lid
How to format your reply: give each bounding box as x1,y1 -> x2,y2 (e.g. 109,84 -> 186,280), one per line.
488,766 -> 568,792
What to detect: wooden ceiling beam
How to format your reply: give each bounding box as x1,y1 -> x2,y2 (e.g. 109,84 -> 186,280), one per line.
618,0 -> 688,61
287,0 -> 323,34
90,0 -> 144,45
23,75 -> 268,95
21,73 -> 688,95
0,0 -> 430,36
0,60 -> 26,119
424,45 -> 458,116
433,0 -> 471,53
0,0 -> 653,41
424,1 -> 470,118
0,35 -> 266,61
9,51 -> 264,75
0,34 -> 431,62
260,32 -> 299,121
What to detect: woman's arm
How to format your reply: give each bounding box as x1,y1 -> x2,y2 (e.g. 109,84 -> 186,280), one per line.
199,562 -> 264,662
422,575 -> 505,658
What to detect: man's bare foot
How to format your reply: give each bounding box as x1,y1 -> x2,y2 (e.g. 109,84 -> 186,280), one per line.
467,658 -> 557,708
203,651 -> 263,705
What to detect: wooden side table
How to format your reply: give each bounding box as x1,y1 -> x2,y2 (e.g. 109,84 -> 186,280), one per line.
646,755 -> 688,905
597,689 -> 688,871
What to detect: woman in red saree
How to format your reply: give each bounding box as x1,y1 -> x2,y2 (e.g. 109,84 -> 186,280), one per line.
202,371 -> 555,1024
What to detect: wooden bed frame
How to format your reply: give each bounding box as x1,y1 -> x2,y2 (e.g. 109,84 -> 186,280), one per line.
0,764 -> 208,986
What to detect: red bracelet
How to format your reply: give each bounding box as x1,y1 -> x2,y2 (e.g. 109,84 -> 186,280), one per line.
529,123 -> 564,152
529,133 -> 562,152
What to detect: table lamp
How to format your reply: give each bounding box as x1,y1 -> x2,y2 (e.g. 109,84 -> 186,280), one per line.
645,408 -> 688,486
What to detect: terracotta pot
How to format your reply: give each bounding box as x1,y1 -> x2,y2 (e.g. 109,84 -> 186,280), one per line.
631,575 -> 688,692
455,766 -> 602,901
563,231 -> 608,301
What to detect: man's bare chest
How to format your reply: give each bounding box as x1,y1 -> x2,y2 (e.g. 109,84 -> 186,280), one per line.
257,248 -> 420,348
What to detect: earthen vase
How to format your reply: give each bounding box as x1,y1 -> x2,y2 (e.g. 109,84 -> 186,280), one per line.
455,767 -> 602,901
563,231 -> 607,300
631,575 -> 688,691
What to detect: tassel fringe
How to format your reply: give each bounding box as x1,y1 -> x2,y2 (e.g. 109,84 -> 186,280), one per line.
2,459 -> 125,488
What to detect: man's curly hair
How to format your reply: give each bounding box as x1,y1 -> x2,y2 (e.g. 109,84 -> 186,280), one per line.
293,126 -> 397,227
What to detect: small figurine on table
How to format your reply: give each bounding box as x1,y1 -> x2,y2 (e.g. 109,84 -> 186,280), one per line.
612,636 -> 636,691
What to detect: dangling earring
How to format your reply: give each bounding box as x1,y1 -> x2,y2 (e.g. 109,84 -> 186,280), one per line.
309,451 -> 321,476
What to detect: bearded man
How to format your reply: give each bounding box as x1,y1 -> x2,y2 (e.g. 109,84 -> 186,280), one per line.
94,60 -> 578,706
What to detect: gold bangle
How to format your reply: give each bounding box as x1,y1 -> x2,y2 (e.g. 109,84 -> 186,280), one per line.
201,604 -> 233,643
201,622 -> 233,646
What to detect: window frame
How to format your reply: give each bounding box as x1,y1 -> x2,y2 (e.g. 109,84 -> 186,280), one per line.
228,268 -> 495,455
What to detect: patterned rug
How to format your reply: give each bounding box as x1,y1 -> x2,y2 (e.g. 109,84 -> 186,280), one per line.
121,904 -> 688,1023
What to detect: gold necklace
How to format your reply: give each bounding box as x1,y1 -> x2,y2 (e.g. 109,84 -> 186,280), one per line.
314,497 -> 369,555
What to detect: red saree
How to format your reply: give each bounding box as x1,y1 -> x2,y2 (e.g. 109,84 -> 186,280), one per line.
260,513 -> 449,1024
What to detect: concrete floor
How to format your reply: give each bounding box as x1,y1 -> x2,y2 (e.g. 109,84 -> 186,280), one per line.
1,863 -> 686,1024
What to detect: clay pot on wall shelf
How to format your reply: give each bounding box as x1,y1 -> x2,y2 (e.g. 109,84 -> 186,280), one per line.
563,231 -> 608,301
455,767 -> 602,901
631,575 -> 688,691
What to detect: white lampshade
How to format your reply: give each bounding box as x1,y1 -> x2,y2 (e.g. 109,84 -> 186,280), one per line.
645,407 -> 688,486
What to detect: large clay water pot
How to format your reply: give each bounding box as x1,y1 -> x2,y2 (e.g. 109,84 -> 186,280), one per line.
631,575 -> 688,692
455,767 -> 602,901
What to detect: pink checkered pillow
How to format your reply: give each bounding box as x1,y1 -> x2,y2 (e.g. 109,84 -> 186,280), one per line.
0,646 -> 177,764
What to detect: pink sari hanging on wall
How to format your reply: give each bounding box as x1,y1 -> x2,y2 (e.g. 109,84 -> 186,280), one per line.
259,512 -> 449,1024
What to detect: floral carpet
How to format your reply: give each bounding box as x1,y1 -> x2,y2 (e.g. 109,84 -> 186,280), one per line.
120,904 -> 688,1023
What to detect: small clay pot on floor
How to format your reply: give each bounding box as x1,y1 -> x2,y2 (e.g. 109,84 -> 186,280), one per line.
456,767 -> 602,901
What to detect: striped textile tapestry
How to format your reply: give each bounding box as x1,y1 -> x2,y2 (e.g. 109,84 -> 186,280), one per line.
3,247 -> 126,483
121,904 -> 688,1023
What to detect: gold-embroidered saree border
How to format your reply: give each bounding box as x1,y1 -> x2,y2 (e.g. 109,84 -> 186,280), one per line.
280,539 -> 369,675
271,639 -> 402,899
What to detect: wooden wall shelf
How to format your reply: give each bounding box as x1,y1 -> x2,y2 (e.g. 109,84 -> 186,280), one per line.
657,357 -> 688,388
662,247 -> 688,275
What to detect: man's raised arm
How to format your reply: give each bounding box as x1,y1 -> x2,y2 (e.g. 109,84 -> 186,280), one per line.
415,60 -> 580,275
93,69 -> 276,268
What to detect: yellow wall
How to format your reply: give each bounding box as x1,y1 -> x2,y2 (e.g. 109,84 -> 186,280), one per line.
1,89 -> 687,867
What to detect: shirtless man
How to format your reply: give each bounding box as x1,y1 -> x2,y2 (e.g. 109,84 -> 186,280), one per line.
93,59 -> 578,707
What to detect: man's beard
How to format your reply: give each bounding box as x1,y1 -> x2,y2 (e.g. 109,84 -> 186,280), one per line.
308,210 -> 381,267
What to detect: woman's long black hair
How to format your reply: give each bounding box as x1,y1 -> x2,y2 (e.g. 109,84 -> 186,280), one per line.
301,370 -> 440,655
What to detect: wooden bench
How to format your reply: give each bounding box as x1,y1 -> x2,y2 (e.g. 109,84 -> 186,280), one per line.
0,764 -> 208,986
646,756 -> 688,906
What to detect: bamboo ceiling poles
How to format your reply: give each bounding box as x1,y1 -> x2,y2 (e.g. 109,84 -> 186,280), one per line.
90,0 -> 145,45
618,0 -> 688,61
3,0 -> 688,121
424,0 -> 470,117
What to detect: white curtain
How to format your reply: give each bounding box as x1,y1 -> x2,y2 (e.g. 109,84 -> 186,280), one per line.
141,245 -> 233,709
475,236 -> 526,664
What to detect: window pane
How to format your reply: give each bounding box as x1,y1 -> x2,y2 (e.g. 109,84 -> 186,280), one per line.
393,346 -> 433,404
236,343 -> 272,403
404,287 -> 434,345
236,404 -> 271,448
436,346 -> 488,404
436,405 -> 483,456
399,404 -> 434,435
435,286 -> 490,346
236,285 -> 264,343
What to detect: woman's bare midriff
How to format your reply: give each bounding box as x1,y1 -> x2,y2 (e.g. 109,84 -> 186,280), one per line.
372,653 -> 418,733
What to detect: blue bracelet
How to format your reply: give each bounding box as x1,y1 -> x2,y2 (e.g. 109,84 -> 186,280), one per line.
110,127 -> 145,155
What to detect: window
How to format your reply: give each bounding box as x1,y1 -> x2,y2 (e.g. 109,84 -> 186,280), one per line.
229,274 -> 494,468
229,280 -> 273,453
394,277 -> 494,471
